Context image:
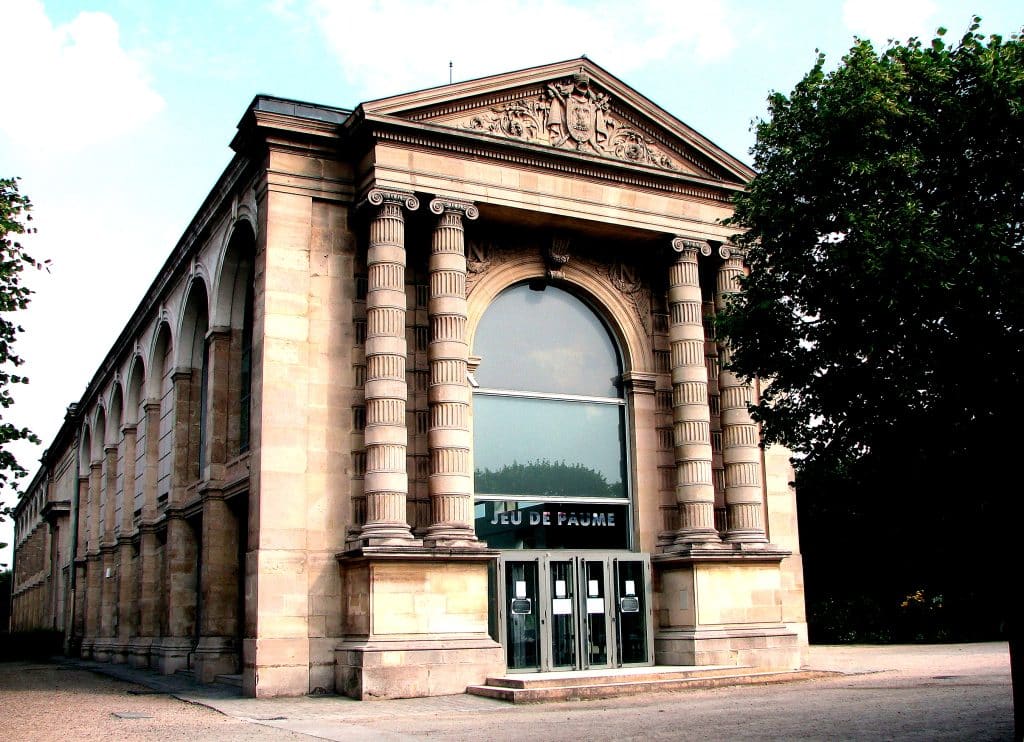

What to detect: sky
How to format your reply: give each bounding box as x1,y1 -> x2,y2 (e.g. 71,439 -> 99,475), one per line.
0,0 -> 1020,565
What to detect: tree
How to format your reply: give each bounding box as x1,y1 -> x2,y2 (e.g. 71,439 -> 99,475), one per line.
718,19 -> 1024,736
0,177 -> 44,561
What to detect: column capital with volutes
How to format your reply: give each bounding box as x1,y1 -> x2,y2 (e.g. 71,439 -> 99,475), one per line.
429,197 -> 479,220
671,235 -> 713,257
358,187 -> 420,213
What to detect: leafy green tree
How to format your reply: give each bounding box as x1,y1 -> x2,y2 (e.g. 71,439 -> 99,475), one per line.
0,177 -> 44,558
475,459 -> 621,498
718,19 -> 1023,734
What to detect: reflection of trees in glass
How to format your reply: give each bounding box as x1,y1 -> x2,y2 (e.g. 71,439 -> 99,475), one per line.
475,459 -> 621,497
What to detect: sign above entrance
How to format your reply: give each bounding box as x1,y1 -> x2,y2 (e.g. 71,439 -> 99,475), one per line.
475,500 -> 630,550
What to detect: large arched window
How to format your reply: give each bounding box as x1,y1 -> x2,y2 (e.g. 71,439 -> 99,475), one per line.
473,283 -> 630,549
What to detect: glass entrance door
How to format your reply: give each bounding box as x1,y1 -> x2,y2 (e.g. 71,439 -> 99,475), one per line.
497,551 -> 652,672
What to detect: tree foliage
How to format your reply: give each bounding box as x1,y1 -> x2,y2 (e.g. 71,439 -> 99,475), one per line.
721,19 -> 1024,474
0,177 -> 44,528
718,19 -> 1024,732
475,459 -> 621,498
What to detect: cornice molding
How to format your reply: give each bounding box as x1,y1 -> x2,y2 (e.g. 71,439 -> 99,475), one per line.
362,115 -> 741,205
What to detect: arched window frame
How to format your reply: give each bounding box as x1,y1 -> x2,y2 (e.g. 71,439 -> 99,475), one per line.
471,282 -> 633,550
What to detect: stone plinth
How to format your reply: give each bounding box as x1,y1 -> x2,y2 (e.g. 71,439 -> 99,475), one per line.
193,636 -> 239,682
128,636 -> 155,669
152,637 -> 193,675
652,549 -> 802,671
335,548 -> 504,699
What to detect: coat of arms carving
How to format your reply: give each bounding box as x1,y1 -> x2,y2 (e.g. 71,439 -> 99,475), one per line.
462,68 -> 677,171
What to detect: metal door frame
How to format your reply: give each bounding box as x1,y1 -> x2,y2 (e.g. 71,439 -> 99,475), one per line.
495,550 -> 654,672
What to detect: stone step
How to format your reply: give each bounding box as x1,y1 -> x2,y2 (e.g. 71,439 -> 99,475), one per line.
174,669 -> 195,681
466,669 -> 837,704
215,673 -> 243,688
482,665 -> 742,690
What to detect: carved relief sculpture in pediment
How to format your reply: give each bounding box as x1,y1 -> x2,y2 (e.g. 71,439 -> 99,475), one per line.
461,68 -> 678,171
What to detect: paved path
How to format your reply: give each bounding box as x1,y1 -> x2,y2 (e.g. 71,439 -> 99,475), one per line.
0,642 -> 1013,741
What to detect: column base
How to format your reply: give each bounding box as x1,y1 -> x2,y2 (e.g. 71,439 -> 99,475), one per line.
192,636 -> 240,683
336,638 -> 504,700
671,531 -> 723,549
723,530 -> 770,544
79,637 -> 96,660
111,640 -> 131,664
422,526 -> 483,549
92,638 -> 115,662
128,637 -> 155,668
152,637 -> 194,675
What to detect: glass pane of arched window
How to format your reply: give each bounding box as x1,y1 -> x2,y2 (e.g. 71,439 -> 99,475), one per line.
474,394 -> 627,498
474,284 -> 621,398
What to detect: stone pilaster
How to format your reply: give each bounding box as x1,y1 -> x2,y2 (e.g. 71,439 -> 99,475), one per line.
424,197 -> 479,548
716,246 -> 768,543
193,492 -> 240,682
82,554 -> 101,659
202,328 -> 232,482
129,524 -> 159,668
668,237 -> 719,546
156,374 -> 200,674
103,443 -> 118,544
170,368 -> 195,504
129,402 -> 161,668
83,461 -> 103,655
156,514 -> 197,674
358,188 -> 420,546
88,461 -> 102,553
120,426 -> 137,532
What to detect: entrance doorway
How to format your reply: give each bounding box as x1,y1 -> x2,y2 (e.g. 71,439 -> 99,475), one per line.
496,551 -> 653,672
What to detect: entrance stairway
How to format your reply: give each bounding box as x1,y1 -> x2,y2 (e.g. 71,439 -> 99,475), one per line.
467,665 -> 837,703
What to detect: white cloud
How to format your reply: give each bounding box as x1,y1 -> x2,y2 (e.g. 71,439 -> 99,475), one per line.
0,0 -> 165,155
842,0 -> 938,46
304,0 -> 736,98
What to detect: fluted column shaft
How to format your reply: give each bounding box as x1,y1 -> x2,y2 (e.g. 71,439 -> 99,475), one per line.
424,199 -> 479,547
668,237 -> 720,545
716,250 -> 768,543
360,189 -> 420,545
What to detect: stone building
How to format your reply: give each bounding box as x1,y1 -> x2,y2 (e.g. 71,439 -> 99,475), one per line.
9,58 -> 806,698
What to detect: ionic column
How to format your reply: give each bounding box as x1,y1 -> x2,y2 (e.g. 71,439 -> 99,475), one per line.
424,198 -> 479,547
359,188 -> 420,545
716,246 -> 768,543
668,236 -> 720,545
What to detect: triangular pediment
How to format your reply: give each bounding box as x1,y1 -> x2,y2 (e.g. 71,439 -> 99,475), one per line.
361,58 -> 752,184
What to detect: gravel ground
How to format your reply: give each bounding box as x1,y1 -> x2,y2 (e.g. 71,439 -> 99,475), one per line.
0,643 -> 1014,741
0,663 -> 303,741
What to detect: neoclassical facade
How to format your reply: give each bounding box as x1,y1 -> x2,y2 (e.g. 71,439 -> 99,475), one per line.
10,59 -> 806,698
